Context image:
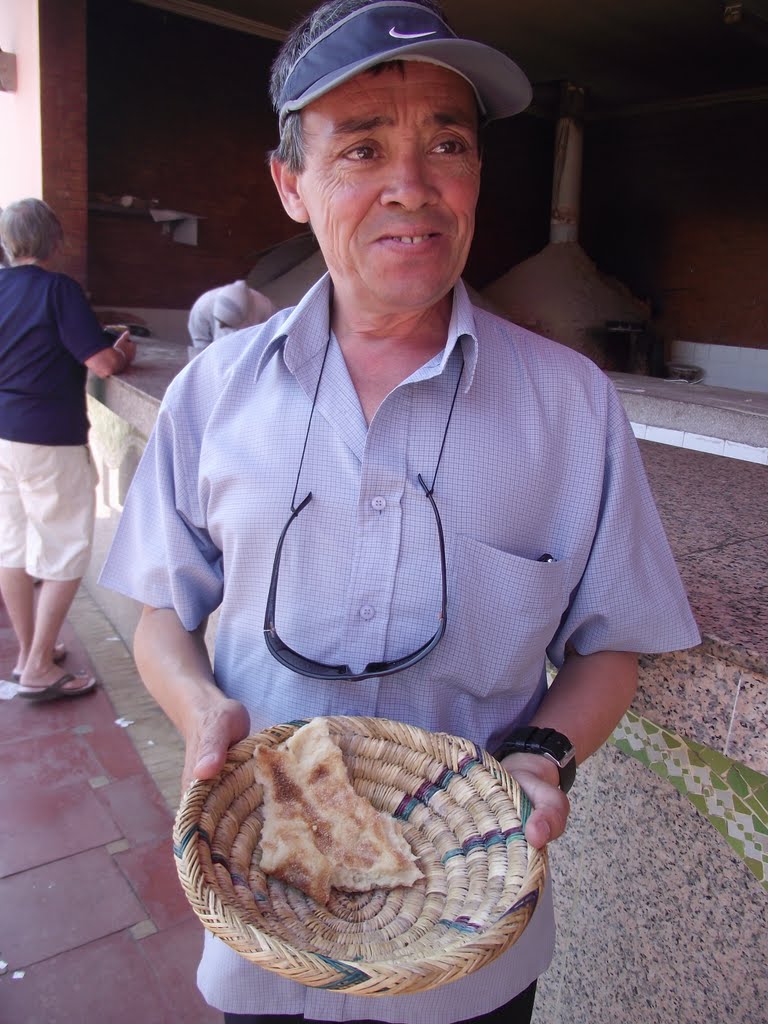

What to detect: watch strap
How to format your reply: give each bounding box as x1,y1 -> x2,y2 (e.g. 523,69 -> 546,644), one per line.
492,726 -> 576,793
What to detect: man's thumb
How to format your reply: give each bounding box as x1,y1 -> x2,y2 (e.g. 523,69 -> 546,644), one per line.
192,748 -> 224,780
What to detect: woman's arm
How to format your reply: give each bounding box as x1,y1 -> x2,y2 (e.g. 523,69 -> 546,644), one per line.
85,330 -> 137,378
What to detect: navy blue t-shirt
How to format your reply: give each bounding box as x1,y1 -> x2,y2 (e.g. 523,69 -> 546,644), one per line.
0,265 -> 110,445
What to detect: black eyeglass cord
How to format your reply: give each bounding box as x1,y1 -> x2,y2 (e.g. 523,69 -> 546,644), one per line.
291,334 -> 465,510
423,349 -> 464,496
290,333 -> 333,513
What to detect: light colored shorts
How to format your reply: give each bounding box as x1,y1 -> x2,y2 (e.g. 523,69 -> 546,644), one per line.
0,440 -> 99,581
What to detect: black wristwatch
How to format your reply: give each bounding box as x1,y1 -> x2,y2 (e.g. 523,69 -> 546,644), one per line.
492,726 -> 576,794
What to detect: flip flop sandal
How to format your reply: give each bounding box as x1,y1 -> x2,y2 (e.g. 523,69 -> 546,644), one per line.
16,673 -> 98,703
11,643 -> 68,682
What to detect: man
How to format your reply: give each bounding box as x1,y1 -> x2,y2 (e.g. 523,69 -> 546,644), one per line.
100,1 -> 700,1021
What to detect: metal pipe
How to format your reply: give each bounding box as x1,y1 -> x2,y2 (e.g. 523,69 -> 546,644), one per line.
550,82 -> 586,244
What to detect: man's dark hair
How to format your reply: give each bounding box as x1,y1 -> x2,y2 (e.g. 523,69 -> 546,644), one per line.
269,0 -> 447,173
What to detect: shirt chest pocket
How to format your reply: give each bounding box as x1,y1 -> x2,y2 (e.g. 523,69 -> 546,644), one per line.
439,534 -> 572,698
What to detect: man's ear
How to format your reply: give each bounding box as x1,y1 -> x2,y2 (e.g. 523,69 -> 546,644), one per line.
270,157 -> 310,224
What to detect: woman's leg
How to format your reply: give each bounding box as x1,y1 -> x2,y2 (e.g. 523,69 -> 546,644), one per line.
15,444 -> 95,689
0,440 -> 35,672
18,577 -> 81,688
0,566 -> 36,670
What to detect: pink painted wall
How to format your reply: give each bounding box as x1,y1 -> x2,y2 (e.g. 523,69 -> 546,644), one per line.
0,0 -> 42,207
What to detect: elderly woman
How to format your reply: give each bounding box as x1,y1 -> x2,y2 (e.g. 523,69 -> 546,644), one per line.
0,198 -> 135,701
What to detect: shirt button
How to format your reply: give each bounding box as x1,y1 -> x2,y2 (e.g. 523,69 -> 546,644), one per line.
371,496 -> 387,511
359,605 -> 376,621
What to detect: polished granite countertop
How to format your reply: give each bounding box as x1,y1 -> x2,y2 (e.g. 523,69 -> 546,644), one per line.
639,440 -> 767,672
90,339 -> 767,673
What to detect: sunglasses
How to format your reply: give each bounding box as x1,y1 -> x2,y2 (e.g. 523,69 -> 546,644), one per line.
263,473 -> 447,680
262,335 -> 462,681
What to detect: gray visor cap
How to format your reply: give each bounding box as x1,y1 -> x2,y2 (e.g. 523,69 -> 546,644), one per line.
277,1 -> 532,126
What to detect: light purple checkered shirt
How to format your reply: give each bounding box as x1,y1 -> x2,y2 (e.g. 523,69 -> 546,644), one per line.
100,275 -> 699,1021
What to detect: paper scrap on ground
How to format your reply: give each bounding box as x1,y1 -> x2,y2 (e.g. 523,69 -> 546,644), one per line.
115,717 -> 135,728
0,680 -> 20,700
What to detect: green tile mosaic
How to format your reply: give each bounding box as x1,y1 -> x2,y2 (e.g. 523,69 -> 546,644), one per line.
733,764 -> 767,791
689,794 -> 708,815
729,838 -> 746,859
611,711 -> 768,894
746,858 -> 765,884
727,767 -> 750,798
698,749 -> 732,777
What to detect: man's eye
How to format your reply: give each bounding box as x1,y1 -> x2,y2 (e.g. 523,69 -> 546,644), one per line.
345,145 -> 376,161
433,138 -> 468,155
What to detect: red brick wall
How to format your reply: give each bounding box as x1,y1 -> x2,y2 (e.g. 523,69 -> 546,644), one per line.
84,1 -> 767,353
85,0 -> 551,308
87,0 -> 290,308
581,103 -> 768,349
39,0 -> 89,286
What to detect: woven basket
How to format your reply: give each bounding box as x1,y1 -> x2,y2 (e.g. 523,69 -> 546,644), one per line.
173,715 -> 547,996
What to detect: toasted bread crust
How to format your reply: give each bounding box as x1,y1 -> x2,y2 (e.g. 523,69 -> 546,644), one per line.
255,719 -> 422,903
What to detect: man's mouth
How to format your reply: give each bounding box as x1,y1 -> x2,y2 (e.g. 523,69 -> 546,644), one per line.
386,234 -> 435,244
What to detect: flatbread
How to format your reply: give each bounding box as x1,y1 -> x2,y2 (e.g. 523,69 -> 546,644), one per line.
254,718 -> 423,904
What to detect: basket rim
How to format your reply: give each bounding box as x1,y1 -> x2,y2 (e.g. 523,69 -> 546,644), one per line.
173,715 -> 547,993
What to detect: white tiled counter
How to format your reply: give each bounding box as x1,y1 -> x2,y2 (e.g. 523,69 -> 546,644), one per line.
669,340 -> 768,395
610,371 -> 768,464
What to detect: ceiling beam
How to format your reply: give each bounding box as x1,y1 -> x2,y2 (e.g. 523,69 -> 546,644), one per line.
586,85 -> 768,120
132,0 -> 288,41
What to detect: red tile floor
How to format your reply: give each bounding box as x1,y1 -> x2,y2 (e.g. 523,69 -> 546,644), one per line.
0,604 -> 222,1024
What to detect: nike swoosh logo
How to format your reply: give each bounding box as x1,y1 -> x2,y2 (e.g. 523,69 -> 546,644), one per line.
388,27 -> 438,39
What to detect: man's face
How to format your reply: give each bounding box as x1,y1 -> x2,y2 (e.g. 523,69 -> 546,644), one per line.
272,62 -> 481,319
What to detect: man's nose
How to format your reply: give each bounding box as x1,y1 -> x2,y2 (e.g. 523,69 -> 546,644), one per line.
380,152 -> 438,208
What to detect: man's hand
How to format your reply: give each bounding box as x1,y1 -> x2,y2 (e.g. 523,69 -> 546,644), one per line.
133,606 -> 253,795
497,649 -> 638,847
181,696 -> 251,792
500,751 -> 570,849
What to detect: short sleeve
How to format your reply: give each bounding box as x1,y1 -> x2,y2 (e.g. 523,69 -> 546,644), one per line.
50,275 -> 111,362
98,395 -> 224,629
547,384 -> 700,665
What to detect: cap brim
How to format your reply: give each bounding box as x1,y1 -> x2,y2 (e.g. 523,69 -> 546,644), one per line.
282,37 -> 532,123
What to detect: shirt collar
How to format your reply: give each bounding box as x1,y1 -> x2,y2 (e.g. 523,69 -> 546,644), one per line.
255,273 -> 479,392
446,278 -> 479,391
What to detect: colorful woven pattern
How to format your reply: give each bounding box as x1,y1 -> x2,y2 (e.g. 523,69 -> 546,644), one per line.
173,716 -> 547,995
612,710 -> 768,892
